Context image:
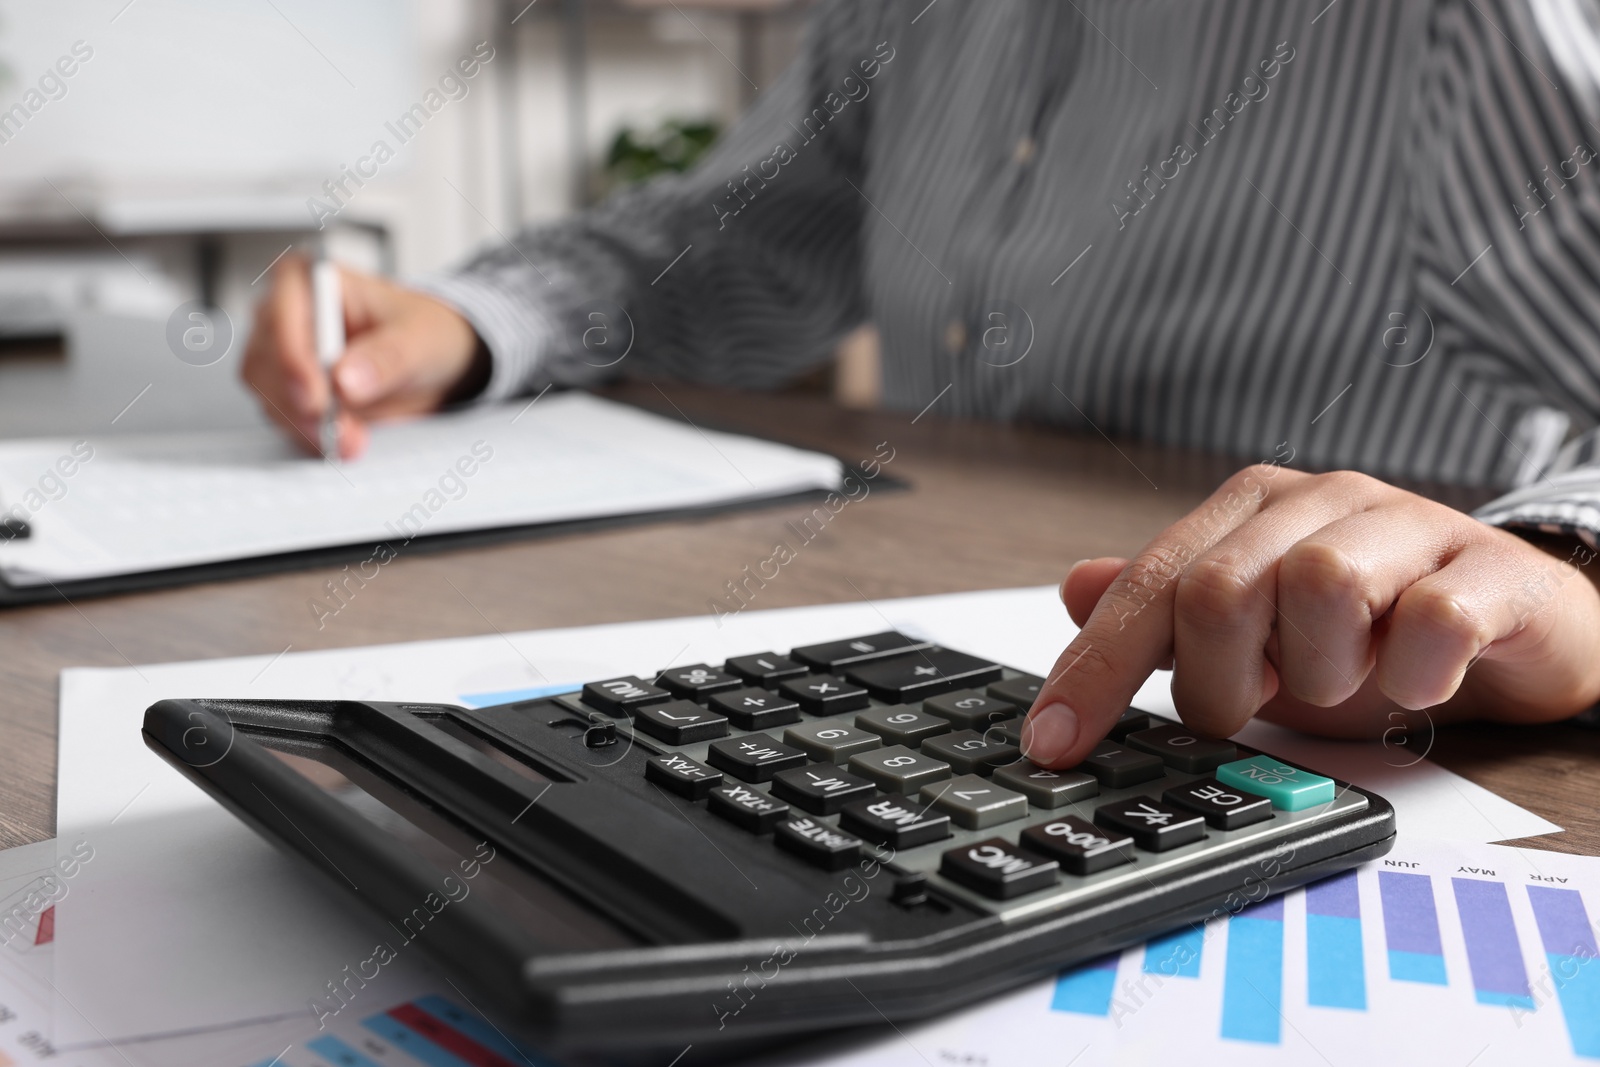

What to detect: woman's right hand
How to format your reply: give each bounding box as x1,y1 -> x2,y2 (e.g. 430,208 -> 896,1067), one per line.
241,255 -> 486,459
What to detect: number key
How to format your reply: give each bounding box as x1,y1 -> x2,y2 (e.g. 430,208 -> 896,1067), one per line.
855,705 -> 952,746
847,745 -> 951,793
986,674 -> 1044,710
1077,740 -> 1165,788
1019,815 -> 1134,875
784,719 -> 882,763
992,762 -> 1098,807
920,729 -> 1021,776
1125,724 -> 1237,773
919,774 -> 1028,829
922,689 -> 1018,730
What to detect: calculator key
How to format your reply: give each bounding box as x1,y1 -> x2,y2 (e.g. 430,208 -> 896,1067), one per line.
987,719 -> 1023,747
1125,724 -> 1237,773
1163,777 -> 1274,830
779,674 -> 871,715
845,650 -> 1004,702
783,719 -> 883,763
1077,741 -> 1166,788
643,752 -> 723,799
708,783 -> 790,833
582,676 -> 672,716
1094,797 -> 1206,851
847,745 -> 952,793
1019,815 -> 1135,875
922,689 -> 1019,730
920,730 -> 1021,777
655,663 -> 743,699
986,674 -> 1044,709
708,687 -> 802,730
774,816 -> 863,870
770,765 -> 877,814
992,762 -> 1098,807
791,632 -> 932,670
1216,756 -> 1336,811
631,699 -> 729,745
854,706 -> 952,746
839,795 -> 951,848
724,652 -> 810,684
919,774 -> 1029,829
706,734 -> 808,782
940,838 -> 1058,899
1107,708 -> 1154,741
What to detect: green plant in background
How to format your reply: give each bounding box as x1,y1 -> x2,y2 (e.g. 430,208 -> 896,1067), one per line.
602,117 -> 720,193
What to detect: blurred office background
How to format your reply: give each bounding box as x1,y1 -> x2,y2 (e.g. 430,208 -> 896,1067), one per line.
0,0 -> 871,439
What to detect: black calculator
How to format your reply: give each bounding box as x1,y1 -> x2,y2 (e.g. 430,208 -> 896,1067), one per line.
143,632 -> 1394,1057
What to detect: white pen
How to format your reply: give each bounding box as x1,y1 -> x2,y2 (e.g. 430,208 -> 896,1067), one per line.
311,247 -> 345,459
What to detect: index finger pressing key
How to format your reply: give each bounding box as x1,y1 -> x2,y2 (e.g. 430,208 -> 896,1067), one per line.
1020,466 -> 1289,769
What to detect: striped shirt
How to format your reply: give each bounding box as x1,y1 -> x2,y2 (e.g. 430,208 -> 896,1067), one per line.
419,0 -> 1600,547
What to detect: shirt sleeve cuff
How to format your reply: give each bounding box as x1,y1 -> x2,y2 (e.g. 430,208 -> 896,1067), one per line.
1472,470 -> 1600,549
409,271 -> 559,403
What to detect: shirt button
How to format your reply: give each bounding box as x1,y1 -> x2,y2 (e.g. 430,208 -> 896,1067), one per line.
944,319 -> 967,354
1013,136 -> 1037,165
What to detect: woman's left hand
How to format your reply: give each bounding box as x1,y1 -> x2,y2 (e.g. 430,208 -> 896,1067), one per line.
1019,465 -> 1600,769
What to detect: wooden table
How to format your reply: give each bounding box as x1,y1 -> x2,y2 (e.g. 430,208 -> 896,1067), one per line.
1,383 -> 1594,853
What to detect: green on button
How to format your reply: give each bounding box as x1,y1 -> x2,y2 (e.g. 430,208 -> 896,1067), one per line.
1215,756 -> 1335,812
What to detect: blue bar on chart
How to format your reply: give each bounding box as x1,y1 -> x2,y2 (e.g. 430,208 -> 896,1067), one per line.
1220,895 -> 1284,1044
1051,952 -> 1121,1016
1305,871 -> 1366,1009
1379,871 -> 1448,985
1143,923 -> 1204,978
1452,877 -> 1534,1009
1527,886 -> 1600,1058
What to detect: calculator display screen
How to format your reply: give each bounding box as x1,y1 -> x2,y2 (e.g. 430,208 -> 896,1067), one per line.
254,735 -> 645,952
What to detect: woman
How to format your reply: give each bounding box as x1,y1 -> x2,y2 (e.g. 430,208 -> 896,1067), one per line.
244,0 -> 1600,768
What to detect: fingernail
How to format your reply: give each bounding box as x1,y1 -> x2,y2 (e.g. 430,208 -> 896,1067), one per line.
336,355 -> 378,404
1067,559 -> 1090,578
1020,702 -> 1079,765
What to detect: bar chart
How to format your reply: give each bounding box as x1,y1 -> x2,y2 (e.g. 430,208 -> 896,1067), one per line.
249,995 -> 556,1067
1046,845 -> 1600,1063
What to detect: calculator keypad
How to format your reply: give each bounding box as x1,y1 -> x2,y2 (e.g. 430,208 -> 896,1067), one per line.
594,634 -> 1367,910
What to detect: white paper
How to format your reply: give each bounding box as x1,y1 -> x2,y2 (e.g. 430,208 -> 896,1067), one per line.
53,586 -> 1562,1046
766,839 -> 1600,1067
0,392 -> 844,585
